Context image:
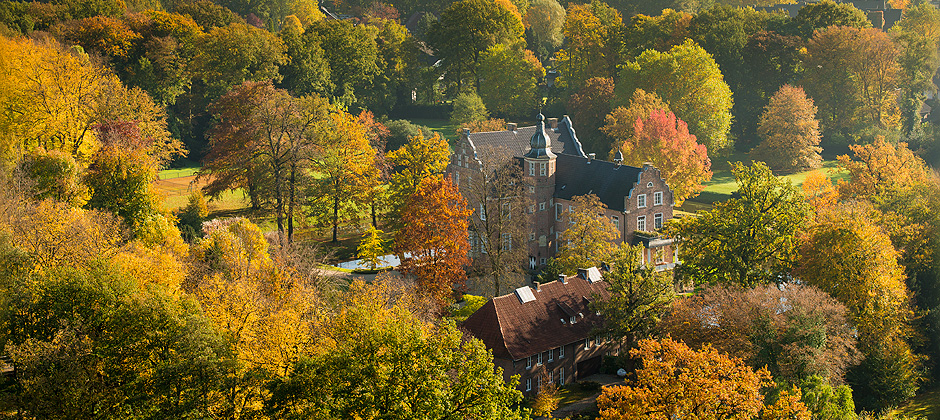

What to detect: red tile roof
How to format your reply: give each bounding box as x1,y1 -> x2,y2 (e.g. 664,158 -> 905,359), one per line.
461,272 -> 610,361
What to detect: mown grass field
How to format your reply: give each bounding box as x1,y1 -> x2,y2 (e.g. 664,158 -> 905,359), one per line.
678,151 -> 849,213
894,387 -> 940,420
154,165 -> 249,212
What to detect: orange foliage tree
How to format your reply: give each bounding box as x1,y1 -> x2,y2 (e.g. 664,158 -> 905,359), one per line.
395,176 -> 472,307
597,337 -> 772,420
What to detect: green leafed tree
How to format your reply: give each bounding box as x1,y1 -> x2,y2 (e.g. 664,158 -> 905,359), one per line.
192,22 -> 286,101
552,194 -> 619,275
478,45 -> 544,118
668,161 -> 809,287
615,39 -> 734,152
450,91 -> 490,127
591,243 -> 674,343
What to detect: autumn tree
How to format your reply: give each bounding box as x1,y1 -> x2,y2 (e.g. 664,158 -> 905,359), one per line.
396,176 -> 472,307
478,45 -> 544,117
660,283 -> 861,385
465,148 -> 531,296
554,0 -> 622,91
525,0 -> 565,56
386,132 -> 450,225
305,19 -> 381,107
615,39 -> 734,152
357,225 -> 387,270
190,217 -> 320,418
602,108 -> 711,205
265,279 -> 527,419
592,243 -> 674,343
307,110 -> 378,242
892,2 -> 940,132
796,206 -> 920,410
802,25 -> 901,140
203,81 -> 328,242
552,194 -> 619,275
599,88 -> 668,155
191,22 -> 285,101
752,85 -> 822,173
668,162 -> 809,287
567,76 -> 615,155
597,337 -> 772,420
428,0 -> 524,91
621,8 -> 691,60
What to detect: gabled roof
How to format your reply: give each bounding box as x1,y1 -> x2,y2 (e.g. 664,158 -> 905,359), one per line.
462,272 -> 610,361
555,154 -> 643,212
464,115 -> 587,163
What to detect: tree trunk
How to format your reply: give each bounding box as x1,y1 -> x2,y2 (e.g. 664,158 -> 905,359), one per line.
288,163 -> 296,243
332,195 -> 339,243
371,198 -> 378,228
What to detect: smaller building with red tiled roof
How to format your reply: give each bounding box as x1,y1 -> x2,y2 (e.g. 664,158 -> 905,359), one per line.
461,268 -> 624,395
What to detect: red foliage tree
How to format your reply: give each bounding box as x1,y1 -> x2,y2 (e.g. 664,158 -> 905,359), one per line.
395,176 -> 472,308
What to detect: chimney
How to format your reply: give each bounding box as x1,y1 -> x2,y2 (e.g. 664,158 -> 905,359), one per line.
507,122 -> 517,131
578,268 -> 589,279
534,281 -> 541,292
547,118 -> 558,129
559,274 -> 567,284
588,153 -> 596,162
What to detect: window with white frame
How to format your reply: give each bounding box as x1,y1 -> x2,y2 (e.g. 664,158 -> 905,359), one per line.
637,194 -> 647,208
526,356 -> 532,369
584,338 -> 590,350
556,203 -> 563,221
612,215 -> 620,230
637,215 -> 647,231
654,213 -> 663,230
501,233 -> 511,251
454,172 -> 459,185
559,367 -> 565,385
537,352 -> 543,366
654,191 -> 663,206
539,202 -> 545,211
539,162 -> 547,176
526,378 -> 532,391
530,233 -> 536,241
559,345 -> 564,359
540,257 -> 546,265
548,348 -> 554,362
529,162 -> 535,176
479,204 -> 486,220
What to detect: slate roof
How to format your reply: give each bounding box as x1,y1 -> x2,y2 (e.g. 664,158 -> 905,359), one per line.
461,271 -> 610,361
555,154 -> 642,212
465,115 -> 587,162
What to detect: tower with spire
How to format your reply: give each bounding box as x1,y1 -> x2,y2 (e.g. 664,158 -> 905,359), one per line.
523,114 -> 558,262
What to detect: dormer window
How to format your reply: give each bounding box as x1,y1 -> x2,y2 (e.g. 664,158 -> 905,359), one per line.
569,316 -> 576,324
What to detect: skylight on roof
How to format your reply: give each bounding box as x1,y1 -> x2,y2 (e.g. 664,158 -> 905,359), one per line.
515,286 -> 536,303
586,267 -> 603,283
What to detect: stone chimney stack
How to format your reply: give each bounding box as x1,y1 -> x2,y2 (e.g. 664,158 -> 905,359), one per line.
547,117 -> 558,129
507,122 -> 517,131
559,274 -> 567,284
588,153 -> 596,162
534,281 -> 541,292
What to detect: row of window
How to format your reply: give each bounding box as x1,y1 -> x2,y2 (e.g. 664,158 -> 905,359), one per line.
637,213 -> 664,231
526,346 -> 565,369
525,367 -> 565,392
636,191 -> 664,208
529,161 -> 553,177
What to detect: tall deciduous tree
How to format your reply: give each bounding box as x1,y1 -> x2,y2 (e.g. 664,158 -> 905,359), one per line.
478,45 -> 544,117
554,0 -> 622,91
597,337 -> 772,420
802,25 -> 901,140
661,283 -> 861,385
386,132 -> 450,222
308,110 -> 378,243
428,0 -> 524,91
591,243 -> 674,343
265,279 -> 527,419
525,0 -> 565,54
890,2 -> 940,132
796,205 -> 920,410
668,162 -> 809,287
791,0 -> 871,39
395,176 -> 472,308
192,22 -> 286,101
553,193 -> 619,274
603,108 -> 711,205
567,76 -> 615,155
615,39 -> 734,152
465,149 -> 531,296
752,85 -> 822,173
306,19 -> 381,107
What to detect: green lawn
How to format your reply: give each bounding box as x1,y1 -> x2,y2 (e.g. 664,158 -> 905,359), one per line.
679,154 -> 849,212
894,387 -> 940,420
408,118 -> 459,140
